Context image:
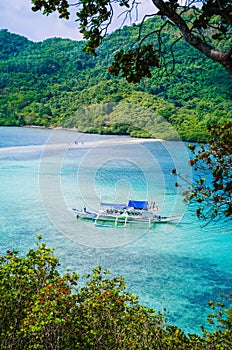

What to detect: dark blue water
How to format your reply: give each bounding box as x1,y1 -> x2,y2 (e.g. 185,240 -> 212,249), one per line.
0,126 -> 231,335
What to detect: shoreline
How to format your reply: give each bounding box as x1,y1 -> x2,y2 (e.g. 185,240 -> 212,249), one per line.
22,125 -> 164,144
2,125 -> 192,144
0,125 -> 164,152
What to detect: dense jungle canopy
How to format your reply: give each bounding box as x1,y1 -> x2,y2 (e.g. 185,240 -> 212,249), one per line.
0,20 -> 231,141
31,0 -> 232,78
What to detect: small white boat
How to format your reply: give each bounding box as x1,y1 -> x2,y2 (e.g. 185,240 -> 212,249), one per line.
72,208 -> 97,220
71,200 -> 182,228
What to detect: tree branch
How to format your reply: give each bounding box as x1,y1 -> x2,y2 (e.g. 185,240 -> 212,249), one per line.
151,0 -> 232,76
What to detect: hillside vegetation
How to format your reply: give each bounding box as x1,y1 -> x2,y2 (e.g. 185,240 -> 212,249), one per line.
0,17 -> 231,141
1,239 -> 232,349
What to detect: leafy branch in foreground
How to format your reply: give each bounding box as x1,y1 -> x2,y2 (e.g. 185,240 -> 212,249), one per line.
173,122 -> 232,221
108,44 -> 159,83
31,0 -> 232,80
202,296 -> 232,349
0,237 -> 232,349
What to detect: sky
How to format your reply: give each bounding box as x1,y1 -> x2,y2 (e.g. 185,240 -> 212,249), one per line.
0,0 -> 156,42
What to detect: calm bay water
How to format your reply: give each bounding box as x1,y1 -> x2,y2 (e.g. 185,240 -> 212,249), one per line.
0,126 -> 231,334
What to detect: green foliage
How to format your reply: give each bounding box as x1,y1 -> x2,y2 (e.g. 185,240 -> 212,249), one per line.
0,238 -> 232,349
31,0 -> 232,78
76,0 -> 112,55
202,298 -> 232,349
193,0 -> 232,41
62,91 -> 180,139
108,45 -> 159,83
0,237 -> 76,349
0,26 -> 231,141
31,0 -> 70,19
174,122 -> 232,220
0,29 -> 31,59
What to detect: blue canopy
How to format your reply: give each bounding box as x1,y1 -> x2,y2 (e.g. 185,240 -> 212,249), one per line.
127,200 -> 148,210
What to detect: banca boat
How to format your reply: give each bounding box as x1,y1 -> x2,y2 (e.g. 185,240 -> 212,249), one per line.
71,200 -> 182,227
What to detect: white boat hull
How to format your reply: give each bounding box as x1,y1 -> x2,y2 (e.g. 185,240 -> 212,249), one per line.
71,208 -> 181,227
72,209 -> 97,220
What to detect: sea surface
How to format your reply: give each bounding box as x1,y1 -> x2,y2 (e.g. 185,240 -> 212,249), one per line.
0,126 -> 231,334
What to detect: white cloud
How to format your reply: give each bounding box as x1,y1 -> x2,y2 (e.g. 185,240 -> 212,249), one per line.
0,0 -> 81,41
0,0 -> 156,42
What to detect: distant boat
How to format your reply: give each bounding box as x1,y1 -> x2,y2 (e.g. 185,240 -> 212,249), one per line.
71,200 -> 182,228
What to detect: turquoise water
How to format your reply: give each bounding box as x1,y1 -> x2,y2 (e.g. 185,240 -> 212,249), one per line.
0,126 -> 231,334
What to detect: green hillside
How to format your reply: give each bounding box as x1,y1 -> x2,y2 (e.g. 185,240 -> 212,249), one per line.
0,18 -> 231,141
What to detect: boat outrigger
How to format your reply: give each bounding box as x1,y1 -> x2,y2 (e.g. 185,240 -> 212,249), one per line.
71,200 -> 182,228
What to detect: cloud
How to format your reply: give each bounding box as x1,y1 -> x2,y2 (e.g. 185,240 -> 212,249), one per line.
0,0 -> 81,41
0,0 -> 156,42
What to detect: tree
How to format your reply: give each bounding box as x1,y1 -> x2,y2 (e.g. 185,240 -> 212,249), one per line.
0,236 -> 77,349
0,237 -> 171,349
173,122 -> 232,221
1,237 -> 232,348
202,296 -> 232,349
31,0 -> 232,81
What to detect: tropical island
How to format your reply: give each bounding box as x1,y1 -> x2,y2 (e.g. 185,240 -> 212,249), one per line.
0,17 -> 231,142
0,1 -> 232,348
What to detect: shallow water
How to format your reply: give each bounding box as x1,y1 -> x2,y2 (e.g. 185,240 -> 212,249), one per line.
0,126 -> 231,334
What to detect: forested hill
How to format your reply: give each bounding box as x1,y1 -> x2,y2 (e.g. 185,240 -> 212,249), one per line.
0,19 -> 231,141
